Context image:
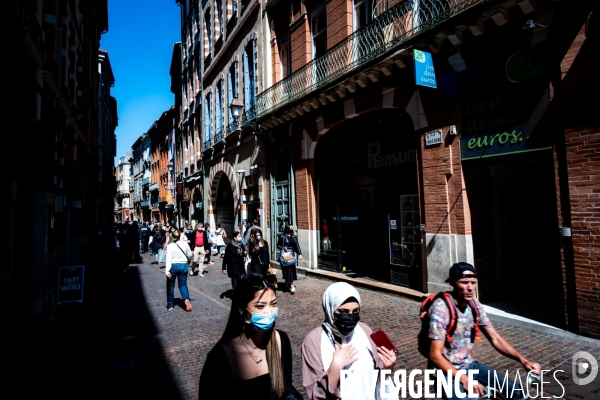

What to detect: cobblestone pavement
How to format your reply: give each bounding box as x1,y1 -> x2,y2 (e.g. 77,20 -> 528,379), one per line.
11,250 -> 599,399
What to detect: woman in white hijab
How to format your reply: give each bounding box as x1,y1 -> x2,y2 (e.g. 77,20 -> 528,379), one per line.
301,282 -> 397,399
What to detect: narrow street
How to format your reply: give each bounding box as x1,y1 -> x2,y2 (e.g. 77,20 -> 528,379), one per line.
9,252 -> 600,400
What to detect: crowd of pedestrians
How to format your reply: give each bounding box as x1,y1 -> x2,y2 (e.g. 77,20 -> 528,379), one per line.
99,219 -> 542,400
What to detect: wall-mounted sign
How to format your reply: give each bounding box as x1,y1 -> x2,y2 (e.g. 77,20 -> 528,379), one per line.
390,220 -> 397,230
414,50 -> 437,88
459,44 -> 552,160
425,130 -> 442,146
57,266 -> 84,304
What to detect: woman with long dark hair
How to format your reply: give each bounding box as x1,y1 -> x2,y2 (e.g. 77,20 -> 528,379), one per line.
198,274 -> 302,399
248,228 -> 270,275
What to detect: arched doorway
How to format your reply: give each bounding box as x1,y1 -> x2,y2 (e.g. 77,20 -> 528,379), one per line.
315,108 -> 420,288
214,174 -> 235,239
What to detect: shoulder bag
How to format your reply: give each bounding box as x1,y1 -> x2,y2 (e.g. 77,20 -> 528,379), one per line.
278,236 -> 297,267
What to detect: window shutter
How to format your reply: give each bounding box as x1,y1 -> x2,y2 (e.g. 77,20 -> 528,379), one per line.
227,70 -> 233,124
243,50 -> 250,111
216,83 -> 222,132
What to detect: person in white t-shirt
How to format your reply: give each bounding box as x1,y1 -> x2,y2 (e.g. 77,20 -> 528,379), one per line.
165,230 -> 193,312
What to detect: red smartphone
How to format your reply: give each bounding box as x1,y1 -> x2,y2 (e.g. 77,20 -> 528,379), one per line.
370,329 -> 398,353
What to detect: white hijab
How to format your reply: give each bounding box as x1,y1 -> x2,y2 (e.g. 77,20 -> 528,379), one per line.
322,282 -> 362,338
320,282 -> 395,400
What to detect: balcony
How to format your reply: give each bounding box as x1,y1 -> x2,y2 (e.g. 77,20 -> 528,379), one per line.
142,177 -> 150,186
256,0 -> 483,119
214,127 -> 224,143
140,200 -> 150,208
203,137 -> 213,151
149,183 -> 159,191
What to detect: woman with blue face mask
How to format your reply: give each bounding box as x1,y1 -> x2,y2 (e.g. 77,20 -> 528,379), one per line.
198,273 -> 302,399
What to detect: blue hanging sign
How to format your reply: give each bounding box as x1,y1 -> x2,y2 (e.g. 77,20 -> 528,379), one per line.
414,50 -> 437,88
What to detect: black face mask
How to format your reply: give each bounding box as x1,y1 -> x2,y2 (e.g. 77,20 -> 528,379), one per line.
334,313 -> 360,336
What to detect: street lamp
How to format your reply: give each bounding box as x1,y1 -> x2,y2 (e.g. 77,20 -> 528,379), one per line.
230,96 -> 244,120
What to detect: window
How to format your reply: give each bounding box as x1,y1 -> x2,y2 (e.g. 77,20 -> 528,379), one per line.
216,0 -> 223,39
312,5 -> 327,58
353,0 -> 370,31
278,31 -> 291,79
228,61 -> 239,124
203,10 -> 211,58
290,0 -> 301,20
243,41 -> 256,111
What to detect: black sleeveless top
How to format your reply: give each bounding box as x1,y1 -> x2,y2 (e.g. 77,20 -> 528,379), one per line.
198,330 -> 302,400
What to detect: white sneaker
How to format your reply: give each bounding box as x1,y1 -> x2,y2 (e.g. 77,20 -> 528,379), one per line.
290,285 -> 296,293
190,270 -> 194,276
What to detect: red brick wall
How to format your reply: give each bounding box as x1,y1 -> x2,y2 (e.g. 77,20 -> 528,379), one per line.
291,19 -> 311,73
326,0 -> 352,48
552,9 -> 600,337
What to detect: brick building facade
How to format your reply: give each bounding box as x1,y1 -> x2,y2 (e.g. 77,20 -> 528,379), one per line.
252,0 -> 599,338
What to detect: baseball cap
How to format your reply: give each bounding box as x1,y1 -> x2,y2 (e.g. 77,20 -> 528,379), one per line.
445,262 -> 478,283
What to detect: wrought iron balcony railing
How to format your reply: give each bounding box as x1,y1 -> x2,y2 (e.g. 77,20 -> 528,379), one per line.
226,119 -> 241,136
215,126 -> 224,143
256,0 -> 482,119
203,137 -> 213,151
242,106 -> 257,127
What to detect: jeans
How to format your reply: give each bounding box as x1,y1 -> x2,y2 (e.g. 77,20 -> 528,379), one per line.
166,263 -> 190,309
443,360 -> 524,400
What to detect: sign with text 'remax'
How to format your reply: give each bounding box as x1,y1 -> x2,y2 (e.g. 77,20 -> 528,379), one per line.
57,266 -> 84,304
414,50 -> 437,88
425,130 -> 442,146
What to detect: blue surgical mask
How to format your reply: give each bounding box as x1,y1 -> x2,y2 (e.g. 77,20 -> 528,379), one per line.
244,308 -> 278,331
255,235 -> 261,241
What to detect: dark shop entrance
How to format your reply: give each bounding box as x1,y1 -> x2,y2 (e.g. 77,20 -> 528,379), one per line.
315,109 -> 422,289
464,150 -> 565,328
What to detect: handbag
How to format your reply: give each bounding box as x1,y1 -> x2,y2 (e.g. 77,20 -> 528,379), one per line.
158,248 -> 167,263
266,265 -> 278,288
279,236 -> 297,267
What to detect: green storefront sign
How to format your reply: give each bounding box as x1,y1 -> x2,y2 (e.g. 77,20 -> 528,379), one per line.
460,43 -> 552,160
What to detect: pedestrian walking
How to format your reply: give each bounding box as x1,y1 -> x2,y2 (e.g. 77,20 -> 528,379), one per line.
165,230 -> 193,312
205,222 -> 214,265
301,282 -> 397,400
221,231 -> 246,291
214,223 -> 227,257
140,222 -> 150,253
188,223 -> 210,276
198,273 -> 303,399
248,228 -> 270,275
276,225 -> 302,294
150,231 -> 164,264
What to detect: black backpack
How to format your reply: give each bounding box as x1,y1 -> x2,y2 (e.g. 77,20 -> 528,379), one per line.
417,292 -> 481,358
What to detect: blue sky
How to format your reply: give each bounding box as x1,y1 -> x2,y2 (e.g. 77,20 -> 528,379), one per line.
100,0 -> 181,165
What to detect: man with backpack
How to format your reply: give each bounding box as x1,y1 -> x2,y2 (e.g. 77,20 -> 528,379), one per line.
419,262 -> 541,399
